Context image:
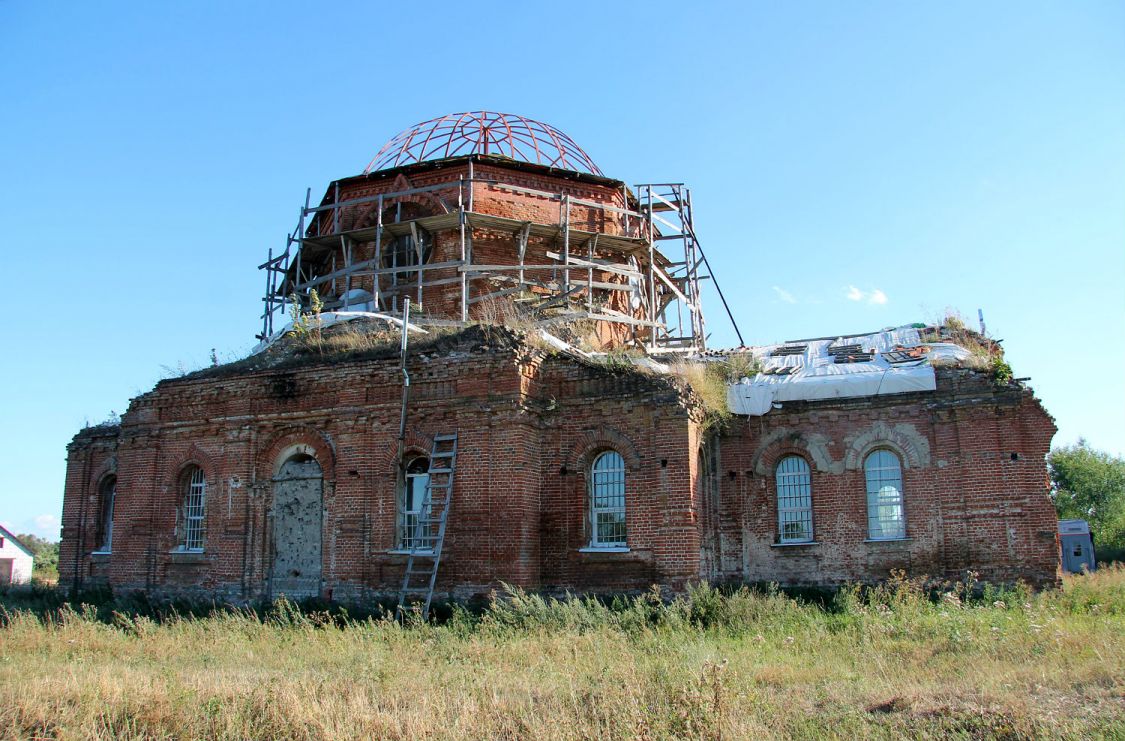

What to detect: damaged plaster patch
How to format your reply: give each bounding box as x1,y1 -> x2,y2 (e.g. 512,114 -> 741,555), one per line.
750,427 -> 835,475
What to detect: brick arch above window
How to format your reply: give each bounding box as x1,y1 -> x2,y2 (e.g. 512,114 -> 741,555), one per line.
163,445 -> 219,497
352,175 -> 450,230
566,426 -> 642,475
87,455 -> 118,494
258,427 -> 336,482
374,428 -> 444,474
750,428 -> 833,475
843,422 -> 931,471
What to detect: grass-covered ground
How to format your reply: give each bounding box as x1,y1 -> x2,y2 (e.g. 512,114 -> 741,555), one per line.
2,568 -> 1123,740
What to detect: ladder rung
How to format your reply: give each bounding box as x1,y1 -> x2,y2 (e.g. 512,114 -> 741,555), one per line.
398,432 -> 458,620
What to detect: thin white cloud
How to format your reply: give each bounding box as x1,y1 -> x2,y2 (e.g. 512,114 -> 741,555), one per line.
844,285 -> 888,306
32,514 -> 59,536
772,286 -> 797,304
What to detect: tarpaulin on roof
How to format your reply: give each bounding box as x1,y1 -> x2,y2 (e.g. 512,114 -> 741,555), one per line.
726,326 -> 971,416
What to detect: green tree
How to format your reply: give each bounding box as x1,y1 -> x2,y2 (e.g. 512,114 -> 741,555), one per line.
14,533 -> 59,583
1048,440 -> 1125,561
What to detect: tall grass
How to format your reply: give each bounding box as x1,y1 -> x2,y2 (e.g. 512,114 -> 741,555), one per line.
2,568 -> 1123,739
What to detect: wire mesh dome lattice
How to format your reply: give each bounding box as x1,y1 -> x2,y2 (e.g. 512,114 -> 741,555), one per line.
364,112 -> 603,176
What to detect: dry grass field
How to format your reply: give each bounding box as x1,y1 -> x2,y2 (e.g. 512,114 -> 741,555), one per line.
2,568 -> 1123,740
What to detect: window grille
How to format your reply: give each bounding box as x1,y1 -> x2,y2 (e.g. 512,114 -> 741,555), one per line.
865,450 -> 905,539
183,467 -> 206,551
399,457 -> 432,551
776,456 -> 813,543
590,451 -> 626,547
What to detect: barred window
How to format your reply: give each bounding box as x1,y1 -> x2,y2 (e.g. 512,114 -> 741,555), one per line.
182,466 -> 206,551
589,451 -> 626,547
398,456 -> 432,552
776,456 -> 813,543
865,450 -> 905,540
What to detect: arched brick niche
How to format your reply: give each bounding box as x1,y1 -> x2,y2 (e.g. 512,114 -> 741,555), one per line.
749,428 -> 833,475
843,422 -> 931,470
257,427 -> 337,482
566,426 -> 642,474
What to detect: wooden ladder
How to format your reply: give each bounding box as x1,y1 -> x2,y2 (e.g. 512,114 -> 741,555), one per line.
397,433 -> 458,620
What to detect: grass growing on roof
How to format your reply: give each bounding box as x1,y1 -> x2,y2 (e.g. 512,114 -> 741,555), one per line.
673,355 -> 762,431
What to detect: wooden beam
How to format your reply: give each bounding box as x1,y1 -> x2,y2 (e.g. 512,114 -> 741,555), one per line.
458,263 -> 560,273
544,251 -> 641,279
296,259 -> 464,291
571,279 -> 632,292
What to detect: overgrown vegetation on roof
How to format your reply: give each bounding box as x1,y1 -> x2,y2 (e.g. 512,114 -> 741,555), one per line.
921,312 -> 1013,385
672,355 -> 762,431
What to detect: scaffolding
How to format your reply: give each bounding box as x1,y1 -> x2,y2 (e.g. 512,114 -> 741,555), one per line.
258,162 -> 735,353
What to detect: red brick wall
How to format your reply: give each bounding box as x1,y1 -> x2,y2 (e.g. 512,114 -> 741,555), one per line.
60,339 -> 1061,600
702,369 -> 1060,587
296,159 -> 643,347
58,427 -> 119,590
60,331 -> 701,601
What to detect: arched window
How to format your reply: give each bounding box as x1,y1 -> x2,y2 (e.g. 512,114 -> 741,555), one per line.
776,456 -> 813,543
384,232 -> 433,287
398,456 -> 431,551
589,451 -> 626,548
180,466 -> 207,551
94,475 -> 116,553
864,450 -> 905,540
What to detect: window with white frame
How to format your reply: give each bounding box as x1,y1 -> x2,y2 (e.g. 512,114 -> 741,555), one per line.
398,456 -> 432,551
181,466 -> 206,551
776,456 -> 813,543
94,476 -> 116,553
864,450 -> 905,540
589,451 -> 626,547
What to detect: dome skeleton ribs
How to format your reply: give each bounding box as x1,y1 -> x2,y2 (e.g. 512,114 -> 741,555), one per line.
365,112 -> 604,177
258,112 -> 745,353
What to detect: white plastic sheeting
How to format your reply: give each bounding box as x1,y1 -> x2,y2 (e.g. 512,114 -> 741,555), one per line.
250,311 -> 428,355
727,326 -> 970,416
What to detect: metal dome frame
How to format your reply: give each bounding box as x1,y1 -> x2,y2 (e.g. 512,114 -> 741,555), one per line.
364,111 -> 603,176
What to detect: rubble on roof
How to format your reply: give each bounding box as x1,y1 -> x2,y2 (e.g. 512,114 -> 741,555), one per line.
251,311 -> 428,355
726,324 -> 980,416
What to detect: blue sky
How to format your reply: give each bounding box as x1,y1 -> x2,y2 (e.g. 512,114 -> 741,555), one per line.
1,1 -> 1122,538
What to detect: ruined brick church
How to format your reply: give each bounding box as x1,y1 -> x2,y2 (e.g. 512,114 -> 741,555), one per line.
59,112 -> 1061,604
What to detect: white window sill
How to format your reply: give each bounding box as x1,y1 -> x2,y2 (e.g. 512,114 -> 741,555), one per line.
89,550 -> 112,555
864,537 -> 911,543
170,548 -> 205,554
387,549 -> 435,556
771,541 -> 819,548
579,546 -> 630,553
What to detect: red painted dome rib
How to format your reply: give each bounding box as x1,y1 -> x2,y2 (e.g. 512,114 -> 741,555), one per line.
364,111 -> 602,176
